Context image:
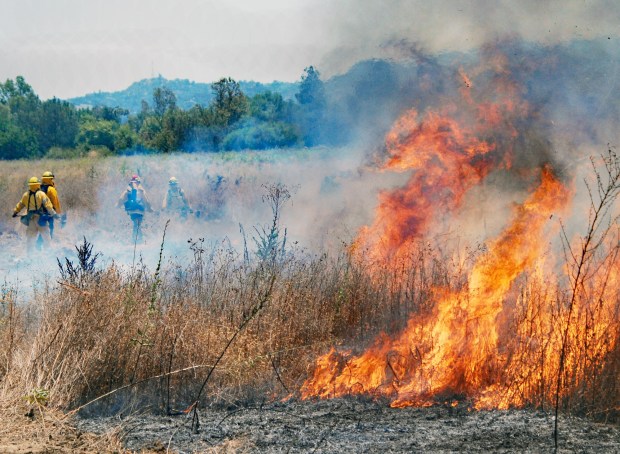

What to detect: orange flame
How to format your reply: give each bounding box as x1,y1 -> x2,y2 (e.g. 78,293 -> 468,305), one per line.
356,107 -> 497,264
355,58 -> 528,265
302,50 -> 620,413
301,168 -> 570,407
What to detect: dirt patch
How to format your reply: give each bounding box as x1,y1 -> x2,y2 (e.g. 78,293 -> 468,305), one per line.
74,398 -> 620,453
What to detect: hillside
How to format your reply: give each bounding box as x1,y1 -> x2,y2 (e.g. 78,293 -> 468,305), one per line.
67,76 -> 299,112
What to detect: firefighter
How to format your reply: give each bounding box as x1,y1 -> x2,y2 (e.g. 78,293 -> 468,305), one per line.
117,174 -> 153,242
162,177 -> 192,219
12,176 -> 58,252
40,171 -> 62,239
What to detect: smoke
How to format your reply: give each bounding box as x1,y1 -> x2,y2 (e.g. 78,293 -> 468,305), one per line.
317,0 -> 620,78
42,149 -> 397,271
4,7 -> 620,300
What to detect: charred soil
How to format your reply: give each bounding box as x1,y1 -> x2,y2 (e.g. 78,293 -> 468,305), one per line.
72,398 -> 620,453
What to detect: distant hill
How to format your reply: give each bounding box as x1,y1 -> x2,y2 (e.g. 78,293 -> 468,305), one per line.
67,76 -> 299,113
64,37 -> 620,149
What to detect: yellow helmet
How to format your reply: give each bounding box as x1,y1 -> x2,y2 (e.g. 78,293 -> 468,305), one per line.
169,177 -> 178,185
28,176 -> 41,190
42,171 -> 54,185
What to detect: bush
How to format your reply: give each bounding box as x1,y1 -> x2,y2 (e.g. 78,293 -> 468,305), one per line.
222,121 -> 300,151
45,146 -> 84,160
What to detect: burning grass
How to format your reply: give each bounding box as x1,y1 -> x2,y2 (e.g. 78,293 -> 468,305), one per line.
0,211 -> 619,421
298,48 -> 620,437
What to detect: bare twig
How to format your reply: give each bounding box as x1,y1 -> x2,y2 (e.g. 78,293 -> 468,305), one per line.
190,272 -> 277,433
554,149 -> 620,449
270,354 -> 290,394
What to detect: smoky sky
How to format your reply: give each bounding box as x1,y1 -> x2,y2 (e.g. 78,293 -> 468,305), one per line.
1,0 -> 619,99
318,0 -> 620,75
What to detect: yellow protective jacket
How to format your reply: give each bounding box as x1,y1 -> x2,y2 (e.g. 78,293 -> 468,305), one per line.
41,182 -> 61,213
14,190 -> 56,216
162,186 -> 191,211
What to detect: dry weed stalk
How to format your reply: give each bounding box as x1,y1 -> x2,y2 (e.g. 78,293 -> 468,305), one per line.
554,149 -> 620,446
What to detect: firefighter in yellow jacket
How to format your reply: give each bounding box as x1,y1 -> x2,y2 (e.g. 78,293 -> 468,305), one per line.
162,177 -> 192,219
40,171 -> 62,239
12,176 -> 58,251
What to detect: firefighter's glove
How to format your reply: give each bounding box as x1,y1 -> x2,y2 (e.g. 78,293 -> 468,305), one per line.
12,212 -> 18,218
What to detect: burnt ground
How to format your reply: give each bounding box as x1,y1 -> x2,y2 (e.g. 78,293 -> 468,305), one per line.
74,398 -> 620,453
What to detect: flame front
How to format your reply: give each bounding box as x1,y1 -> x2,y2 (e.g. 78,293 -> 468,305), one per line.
302,168 -> 570,407
301,52 -> 620,410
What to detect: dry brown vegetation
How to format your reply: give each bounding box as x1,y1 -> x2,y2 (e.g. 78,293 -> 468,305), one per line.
0,239 -> 408,413
0,150 -> 619,452
1,229 -> 618,418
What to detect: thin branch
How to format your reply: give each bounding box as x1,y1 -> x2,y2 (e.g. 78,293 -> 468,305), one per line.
190,272 -> 277,432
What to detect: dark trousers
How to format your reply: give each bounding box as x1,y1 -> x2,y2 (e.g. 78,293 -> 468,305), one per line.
129,213 -> 144,242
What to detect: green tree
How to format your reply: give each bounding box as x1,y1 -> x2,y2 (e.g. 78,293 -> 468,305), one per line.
211,77 -> 249,127
77,119 -> 117,151
90,105 -> 129,122
153,87 -> 177,119
222,121 -> 299,150
250,91 -> 295,123
295,66 -> 325,106
134,87 -> 186,152
0,104 -> 38,159
295,66 -> 326,146
153,108 -> 191,152
38,98 -> 79,150
0,76 -> 42,157
138,116 -> 161,150
113,124 -> 138,151
182,104 -> 222,151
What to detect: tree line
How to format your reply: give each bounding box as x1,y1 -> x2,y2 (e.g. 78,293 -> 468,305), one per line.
0,67 -> 327,159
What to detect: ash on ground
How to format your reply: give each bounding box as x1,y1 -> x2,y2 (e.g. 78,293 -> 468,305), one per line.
76,398 -> 620,453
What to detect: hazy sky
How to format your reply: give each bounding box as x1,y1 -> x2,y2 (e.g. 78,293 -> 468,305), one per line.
1,0 -> 619,99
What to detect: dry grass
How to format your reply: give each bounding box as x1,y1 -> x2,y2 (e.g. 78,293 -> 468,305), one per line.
1,235 -> 618,422
0,246 -> 406,411
0,398 -> 124,453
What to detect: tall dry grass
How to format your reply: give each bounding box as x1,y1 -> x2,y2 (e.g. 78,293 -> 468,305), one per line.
0,237 -> 423,415
0,231 -> 617,422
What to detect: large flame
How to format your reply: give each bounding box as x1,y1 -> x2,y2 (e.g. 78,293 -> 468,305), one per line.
301,168 -> 570,407
355,62 -> 528,265
300,52 -> 620,410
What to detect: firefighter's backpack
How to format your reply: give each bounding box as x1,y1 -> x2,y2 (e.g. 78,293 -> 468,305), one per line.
124,186 -> 145,212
